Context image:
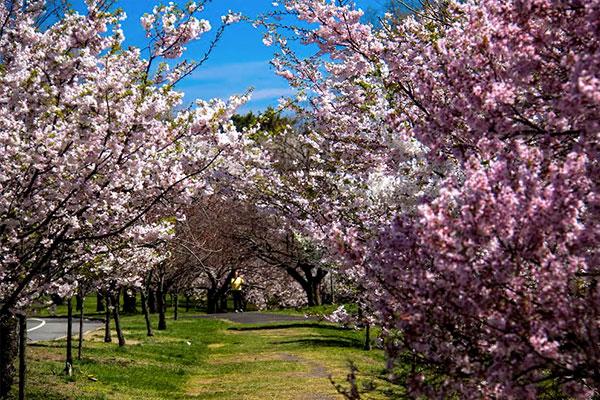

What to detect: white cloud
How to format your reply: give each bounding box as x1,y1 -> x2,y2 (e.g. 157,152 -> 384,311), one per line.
250,87 -> 296,101
177,60 -> 295,112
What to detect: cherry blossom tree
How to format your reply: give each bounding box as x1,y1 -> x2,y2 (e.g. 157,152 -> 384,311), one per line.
251,0 -> 600,398
0,0 -> 246,394
234,220 -> 330,307
231,1 -> 449,360
363,1 -> 599,397
215,110 -> 342,307
169,195 -> 253,314
170,190 -> 313,311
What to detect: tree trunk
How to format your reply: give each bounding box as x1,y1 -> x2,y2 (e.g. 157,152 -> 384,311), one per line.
18,315 -> 26,400
75,295 -> 83,312
157,280 -> 166,331
286,265 -> 326,307
112,290 -> 120,313
330,272 -> 335,305
173,290 -> 179,320
206,289 -> 218,314
358,304 -> 371,351
65,298 -> 73,376
185,295 -> 191,312
78,294 -> 84,360
0,313 -> 18,399
111,294 -> 126,347
305,289 -> 315,307
140,290 -> 154,337
216,270 -> 235,313
104,296 -> 112,343
299,278 -> 322,307
364,324 -> 372,351
219,294 -> 228,313
51,294 -> 64,306
96,293 -> 104,312
148,289 -> 157,314
122,289 -> 137,314
310,282 -> 321,307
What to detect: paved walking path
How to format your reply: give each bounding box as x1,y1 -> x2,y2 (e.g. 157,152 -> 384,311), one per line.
26,312 -> 316,342
27,318 -> 103,343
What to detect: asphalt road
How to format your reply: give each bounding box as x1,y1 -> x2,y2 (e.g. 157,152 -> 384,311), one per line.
26,313 -> 315,342
27,318 -> 103,343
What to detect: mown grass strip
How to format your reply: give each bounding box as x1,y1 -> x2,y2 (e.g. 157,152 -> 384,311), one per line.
13,314 -> 396,399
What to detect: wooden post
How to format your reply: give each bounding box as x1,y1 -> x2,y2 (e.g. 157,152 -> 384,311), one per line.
18,314 -> 26,400
140,290 -> 154,337
65,298 -> 73,376
104,296 -> 112,343
173,290 -> 179,321
78,294 -> 84,360
157,278 -> 166,331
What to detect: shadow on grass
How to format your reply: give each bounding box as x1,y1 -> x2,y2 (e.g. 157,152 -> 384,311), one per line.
227,322 -> 348,331
272,337 -> 364,348
28,343 -> 65,348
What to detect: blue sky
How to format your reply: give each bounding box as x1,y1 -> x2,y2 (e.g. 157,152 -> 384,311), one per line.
80,1 -> 388,113
173,0 -> 387,112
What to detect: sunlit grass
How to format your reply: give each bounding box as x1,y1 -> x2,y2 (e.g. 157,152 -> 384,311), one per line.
14,311 -> 395,399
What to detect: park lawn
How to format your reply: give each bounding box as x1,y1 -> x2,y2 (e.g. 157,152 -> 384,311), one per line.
17,314 -> 398,400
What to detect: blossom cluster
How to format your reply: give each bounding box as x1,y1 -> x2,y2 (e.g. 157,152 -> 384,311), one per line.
253,0 -> 600,397
141,2 -> 211,59
0,1 -> 245,315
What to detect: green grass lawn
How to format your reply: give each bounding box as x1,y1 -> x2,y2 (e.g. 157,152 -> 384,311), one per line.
13,311 -> 398,399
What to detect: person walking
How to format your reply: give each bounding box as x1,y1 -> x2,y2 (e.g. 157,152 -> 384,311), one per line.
230,270 -> 245,312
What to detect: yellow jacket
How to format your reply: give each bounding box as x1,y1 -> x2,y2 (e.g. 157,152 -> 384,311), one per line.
231,276 -> 244,291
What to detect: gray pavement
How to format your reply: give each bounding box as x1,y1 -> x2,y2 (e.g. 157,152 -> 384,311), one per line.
26,313 -> 316,342
27,318 -> 103,343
